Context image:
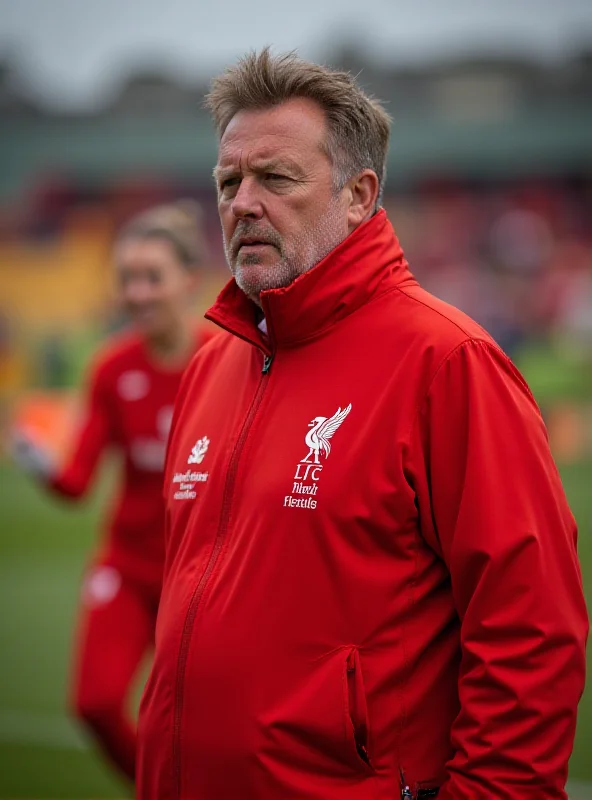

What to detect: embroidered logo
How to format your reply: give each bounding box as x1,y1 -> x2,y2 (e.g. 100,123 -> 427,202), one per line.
302,404 -> 352,464
188,436 -> 210,465
284,404 -> 352,510
170,436 -> 211,502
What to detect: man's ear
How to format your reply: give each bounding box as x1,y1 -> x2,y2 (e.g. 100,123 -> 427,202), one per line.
346,170 -> 380,232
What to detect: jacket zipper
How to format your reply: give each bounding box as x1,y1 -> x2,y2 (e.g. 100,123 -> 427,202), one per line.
262,353 -> 273,374
171,351 -> 273,798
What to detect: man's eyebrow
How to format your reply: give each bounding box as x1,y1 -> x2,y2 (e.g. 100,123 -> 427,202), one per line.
212,165 -> 236,182
213,158 -> 305,182
251,158 -> 304,176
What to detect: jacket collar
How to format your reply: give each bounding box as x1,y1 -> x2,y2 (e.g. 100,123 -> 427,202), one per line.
205,209 -> 414,351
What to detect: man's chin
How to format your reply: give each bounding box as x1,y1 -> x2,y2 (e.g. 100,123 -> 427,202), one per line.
236,279 -> 292,303
234,267 -> 298,304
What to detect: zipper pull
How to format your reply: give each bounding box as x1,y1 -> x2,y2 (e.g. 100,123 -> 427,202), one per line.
400,768 -> 413,800
262,354 -> 274,374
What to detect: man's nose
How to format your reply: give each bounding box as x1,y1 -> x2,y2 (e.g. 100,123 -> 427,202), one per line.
231,177 -> 264,220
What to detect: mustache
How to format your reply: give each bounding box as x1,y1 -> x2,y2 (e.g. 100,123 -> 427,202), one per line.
230,222 -> 283,258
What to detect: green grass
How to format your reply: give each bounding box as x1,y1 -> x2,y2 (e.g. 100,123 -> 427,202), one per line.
0,459 -> 590,798
0,462 -> 128,799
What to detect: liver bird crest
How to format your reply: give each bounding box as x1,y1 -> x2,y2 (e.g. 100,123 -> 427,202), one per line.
302,404 -> 352,464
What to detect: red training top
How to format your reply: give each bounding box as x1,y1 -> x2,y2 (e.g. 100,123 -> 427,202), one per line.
137,211 -> 587,800
50,328 -> 211,589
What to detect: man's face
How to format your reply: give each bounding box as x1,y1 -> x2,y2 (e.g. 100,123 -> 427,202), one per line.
215,98 -> 350,304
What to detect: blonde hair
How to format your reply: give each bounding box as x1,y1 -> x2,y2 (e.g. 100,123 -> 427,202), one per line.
118,200 -> 207,270
205,48 -> 392,206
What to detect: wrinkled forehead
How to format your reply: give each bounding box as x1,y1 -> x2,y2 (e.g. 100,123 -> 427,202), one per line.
216,99 -> 330,169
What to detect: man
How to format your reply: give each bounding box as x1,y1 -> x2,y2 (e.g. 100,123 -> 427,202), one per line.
137,49 -> 588,800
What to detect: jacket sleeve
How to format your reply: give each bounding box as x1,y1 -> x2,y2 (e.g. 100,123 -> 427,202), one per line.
412,338 -> 588,799
48,359 -> 113,499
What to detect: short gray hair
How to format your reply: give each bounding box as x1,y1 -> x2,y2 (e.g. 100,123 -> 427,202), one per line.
205,48 -> 391,207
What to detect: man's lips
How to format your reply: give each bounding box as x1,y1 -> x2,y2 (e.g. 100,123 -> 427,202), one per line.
236,239 -> 278,255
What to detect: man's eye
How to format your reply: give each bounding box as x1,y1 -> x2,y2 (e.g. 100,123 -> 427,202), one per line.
265,173 -> 288,182
220,177 -> 241,191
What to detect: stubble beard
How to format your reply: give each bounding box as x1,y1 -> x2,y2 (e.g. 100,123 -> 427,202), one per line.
223,198 -> 347,304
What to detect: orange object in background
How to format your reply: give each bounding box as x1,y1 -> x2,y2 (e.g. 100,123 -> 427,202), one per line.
11,390 -> 81,466
546,402 -> 592,464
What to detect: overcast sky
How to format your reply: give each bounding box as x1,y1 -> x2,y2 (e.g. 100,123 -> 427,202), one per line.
1,0 -> 592,109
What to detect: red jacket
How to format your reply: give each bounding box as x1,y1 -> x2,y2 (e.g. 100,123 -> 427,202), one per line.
50,329 -> 209,588
137,211 -> 588,799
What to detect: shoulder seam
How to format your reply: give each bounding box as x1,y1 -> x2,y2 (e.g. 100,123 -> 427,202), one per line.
395,285 -> 492,342
406,338 -> 501,445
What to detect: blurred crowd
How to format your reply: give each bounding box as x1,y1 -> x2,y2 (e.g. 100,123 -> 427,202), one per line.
0,173 -> 591,400
386,176 -> 592,358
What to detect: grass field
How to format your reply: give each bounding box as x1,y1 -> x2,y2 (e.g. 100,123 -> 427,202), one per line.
0,458 -> 591,799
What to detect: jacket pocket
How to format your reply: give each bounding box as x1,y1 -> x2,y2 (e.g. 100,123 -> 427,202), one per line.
414,785 -> 440,798
344,646 -> 375,774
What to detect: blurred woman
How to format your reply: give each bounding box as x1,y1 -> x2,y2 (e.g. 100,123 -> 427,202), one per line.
11,200 -> 213,782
